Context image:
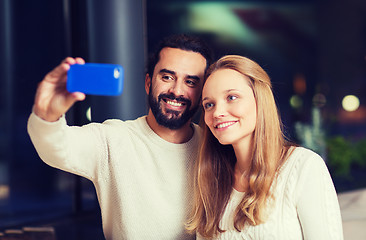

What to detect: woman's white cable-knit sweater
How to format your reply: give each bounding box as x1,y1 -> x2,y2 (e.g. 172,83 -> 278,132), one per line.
27,112 -> 199,240
198,147 -> 343,240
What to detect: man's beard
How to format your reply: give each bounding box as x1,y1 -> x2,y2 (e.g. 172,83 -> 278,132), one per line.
148,88 -> 198,130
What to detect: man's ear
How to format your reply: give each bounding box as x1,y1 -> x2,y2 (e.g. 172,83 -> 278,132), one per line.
145,73 -> 151,95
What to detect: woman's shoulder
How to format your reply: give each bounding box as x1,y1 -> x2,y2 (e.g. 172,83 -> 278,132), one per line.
288,146 -> 325,169
276,147 -> 327,187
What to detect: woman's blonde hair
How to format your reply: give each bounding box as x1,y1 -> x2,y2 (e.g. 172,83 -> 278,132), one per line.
186,55 -> 294,237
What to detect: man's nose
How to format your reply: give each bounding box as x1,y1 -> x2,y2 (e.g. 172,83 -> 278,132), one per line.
168,81 -> 184,97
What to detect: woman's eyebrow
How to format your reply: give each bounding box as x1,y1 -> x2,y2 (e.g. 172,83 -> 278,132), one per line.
202,89 -> 239,101
202,96 -> 210,102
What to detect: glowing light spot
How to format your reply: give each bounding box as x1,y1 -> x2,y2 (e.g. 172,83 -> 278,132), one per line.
290,95 -> 303,109
0,185 -> 9,200
86,107 -> 92,121
342,95 -> 360,112
312,93 -> 326,107
293,74 -> 306,95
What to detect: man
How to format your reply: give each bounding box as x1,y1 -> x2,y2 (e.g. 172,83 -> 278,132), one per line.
27,34 -> 212,239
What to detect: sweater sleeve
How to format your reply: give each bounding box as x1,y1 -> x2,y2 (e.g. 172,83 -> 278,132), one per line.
295,150 -> 344,240
27,112 -> 107,182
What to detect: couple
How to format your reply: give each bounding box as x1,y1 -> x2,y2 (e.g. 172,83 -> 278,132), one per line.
28,34 -> 343,239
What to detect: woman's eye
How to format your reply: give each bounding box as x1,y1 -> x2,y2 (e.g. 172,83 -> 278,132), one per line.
203,102 -> 214,110
228,95 -> 238,101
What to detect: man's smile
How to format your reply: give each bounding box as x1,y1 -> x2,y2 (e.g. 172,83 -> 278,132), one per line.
165,99 -> 185,107
159,94 -> 190,112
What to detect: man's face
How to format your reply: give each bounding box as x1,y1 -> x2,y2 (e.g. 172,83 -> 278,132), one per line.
145,47 -> 207,129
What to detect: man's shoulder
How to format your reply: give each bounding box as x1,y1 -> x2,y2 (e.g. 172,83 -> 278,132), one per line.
191,122 -> 202,134
102,115 -> 146,126
99,116 -> 148,136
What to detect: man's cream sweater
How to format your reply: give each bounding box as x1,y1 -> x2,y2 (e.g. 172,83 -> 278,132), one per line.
27,112 -> 199,240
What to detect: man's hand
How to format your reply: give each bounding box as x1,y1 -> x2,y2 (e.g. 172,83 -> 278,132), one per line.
33,57 -> 86,122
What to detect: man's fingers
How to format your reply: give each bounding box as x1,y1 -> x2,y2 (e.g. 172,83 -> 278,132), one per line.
44,57 -> 84,84
71,92 -> 86,101
62,92 -> 85,112
33,57 -> 87,122
75,57 -> 85,64
62,57 -> 76,65
45,62 -> 69,84
63,57 -> 85,65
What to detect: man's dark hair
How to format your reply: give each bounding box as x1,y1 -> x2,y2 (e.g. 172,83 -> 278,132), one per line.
147,34 -> 213,78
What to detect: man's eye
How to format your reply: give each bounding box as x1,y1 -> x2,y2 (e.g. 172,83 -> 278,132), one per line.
186,80 -> 196,86
162,75 -> 173,81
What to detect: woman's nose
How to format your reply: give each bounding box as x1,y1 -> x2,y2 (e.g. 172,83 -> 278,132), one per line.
213,103 -> 226,118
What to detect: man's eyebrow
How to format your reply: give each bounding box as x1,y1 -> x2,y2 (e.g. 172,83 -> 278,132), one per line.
187,75 -> 201,82
159,69 -> 176,75
159,68 -> 201,82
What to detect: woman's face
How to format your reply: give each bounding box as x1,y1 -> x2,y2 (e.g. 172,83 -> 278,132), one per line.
202,69 -> 257,148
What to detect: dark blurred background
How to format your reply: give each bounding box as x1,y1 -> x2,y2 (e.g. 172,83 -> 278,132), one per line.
0,0 -> 365,239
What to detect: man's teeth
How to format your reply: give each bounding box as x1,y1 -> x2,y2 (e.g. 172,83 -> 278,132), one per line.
167,100 -> 183,107
216,122 -> 235,129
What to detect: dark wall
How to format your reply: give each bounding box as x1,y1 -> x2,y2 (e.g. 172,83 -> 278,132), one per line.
0,0 -> 146,229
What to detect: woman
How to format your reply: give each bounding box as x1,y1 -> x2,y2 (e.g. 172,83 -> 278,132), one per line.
186,55 -> 343,239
